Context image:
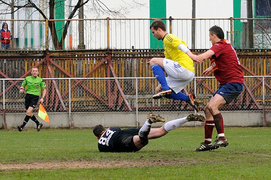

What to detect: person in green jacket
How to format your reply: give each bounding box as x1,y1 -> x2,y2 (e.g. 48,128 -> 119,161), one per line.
18,67 -> 47,132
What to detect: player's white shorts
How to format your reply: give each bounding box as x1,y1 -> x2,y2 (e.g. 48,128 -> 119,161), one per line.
163,58 -> 194,93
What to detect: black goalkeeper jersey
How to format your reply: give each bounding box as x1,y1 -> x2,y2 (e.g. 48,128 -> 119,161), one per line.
97,127 -> 139,152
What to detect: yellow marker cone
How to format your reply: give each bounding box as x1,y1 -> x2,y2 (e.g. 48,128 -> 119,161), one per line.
38,104 -> 49,123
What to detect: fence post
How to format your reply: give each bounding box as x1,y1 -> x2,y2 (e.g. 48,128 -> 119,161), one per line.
193,77 -> 197,98
262,76 -> 265,126
230,17 -> 233,44
68,78 -> 73,128
247,0 -> 254,48
169,16 -> 173,34
192,0 -> 196,49
193,77 -> 197,118
107,17 -> 110,50
2,80 -> 7,129
262,76 -> 265,105
45,19 -> 49,50
136,77 -> 139,128
3,79 -> 5,111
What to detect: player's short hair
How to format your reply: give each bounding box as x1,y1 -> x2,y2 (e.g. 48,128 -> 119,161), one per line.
31,67 -> 38,71
209,25 -> 224,39
93,124 -> 105,138
150,19 -> 166,31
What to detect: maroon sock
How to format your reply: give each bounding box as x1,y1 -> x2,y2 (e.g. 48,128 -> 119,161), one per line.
213,113 -> 225,136
204,120 -> 215,144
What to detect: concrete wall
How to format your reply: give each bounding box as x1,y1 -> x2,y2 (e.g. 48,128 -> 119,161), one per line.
1,111 -> 268,130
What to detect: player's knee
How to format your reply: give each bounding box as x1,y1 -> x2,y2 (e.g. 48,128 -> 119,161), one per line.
139,137 -> 149,146
26,110 -> 34,116
149,58 -> 156,66
26,111 -> 32,116
204,106 -> 210,114
150,58 -> 163,66
206,104 -> 217,115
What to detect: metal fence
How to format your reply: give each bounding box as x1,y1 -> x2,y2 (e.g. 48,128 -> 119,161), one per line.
1,76 -> 270,114
1,17 -> 271,50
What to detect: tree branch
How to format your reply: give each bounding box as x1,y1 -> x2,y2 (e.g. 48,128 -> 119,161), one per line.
0,0 -> 34,15
95,0 -> 118,14
27,0 -> 47,19
60,0 -> 90,47
256,21 -> 271,43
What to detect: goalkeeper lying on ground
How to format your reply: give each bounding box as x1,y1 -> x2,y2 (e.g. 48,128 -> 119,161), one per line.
93,113 -> 204,152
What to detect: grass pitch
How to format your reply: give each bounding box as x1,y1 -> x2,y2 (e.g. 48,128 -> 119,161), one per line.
0,127 -> 271,179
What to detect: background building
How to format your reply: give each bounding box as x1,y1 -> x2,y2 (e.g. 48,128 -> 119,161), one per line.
0,0 -> 270,50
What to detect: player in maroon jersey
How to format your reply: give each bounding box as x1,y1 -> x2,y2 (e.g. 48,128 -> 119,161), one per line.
191,25 -> 244,151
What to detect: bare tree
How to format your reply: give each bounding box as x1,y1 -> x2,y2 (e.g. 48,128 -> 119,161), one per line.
0,0 -> 90,50
0,0 -> 145,50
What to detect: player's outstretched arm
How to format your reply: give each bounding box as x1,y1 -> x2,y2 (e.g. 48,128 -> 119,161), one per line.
178,43 -> 203,62
196,50 -> 215,63
186,50 -> 202,62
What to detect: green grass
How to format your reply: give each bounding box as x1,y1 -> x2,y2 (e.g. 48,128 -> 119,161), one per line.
0,127 -> 271,179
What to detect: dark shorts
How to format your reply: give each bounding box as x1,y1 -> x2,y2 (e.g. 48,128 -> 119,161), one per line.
119,128 -> 140,152
25,94 -> 39,109
214,82 -> 243,104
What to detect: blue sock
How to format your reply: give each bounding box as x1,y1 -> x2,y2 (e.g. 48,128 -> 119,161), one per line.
151,64 -> 169,90
168,91 -> 189,101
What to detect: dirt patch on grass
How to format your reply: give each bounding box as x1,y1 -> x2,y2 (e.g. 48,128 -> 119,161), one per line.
0,159 -> 186,170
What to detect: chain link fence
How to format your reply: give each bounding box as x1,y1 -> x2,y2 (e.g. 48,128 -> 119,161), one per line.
1,76 -> 270,128
1,76 -> 270,113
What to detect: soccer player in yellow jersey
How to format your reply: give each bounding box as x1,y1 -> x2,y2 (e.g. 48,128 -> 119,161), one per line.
149,19 -> 198,111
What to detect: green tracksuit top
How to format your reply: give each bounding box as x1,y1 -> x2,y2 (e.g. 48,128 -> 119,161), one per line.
21,76 -> 46,96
